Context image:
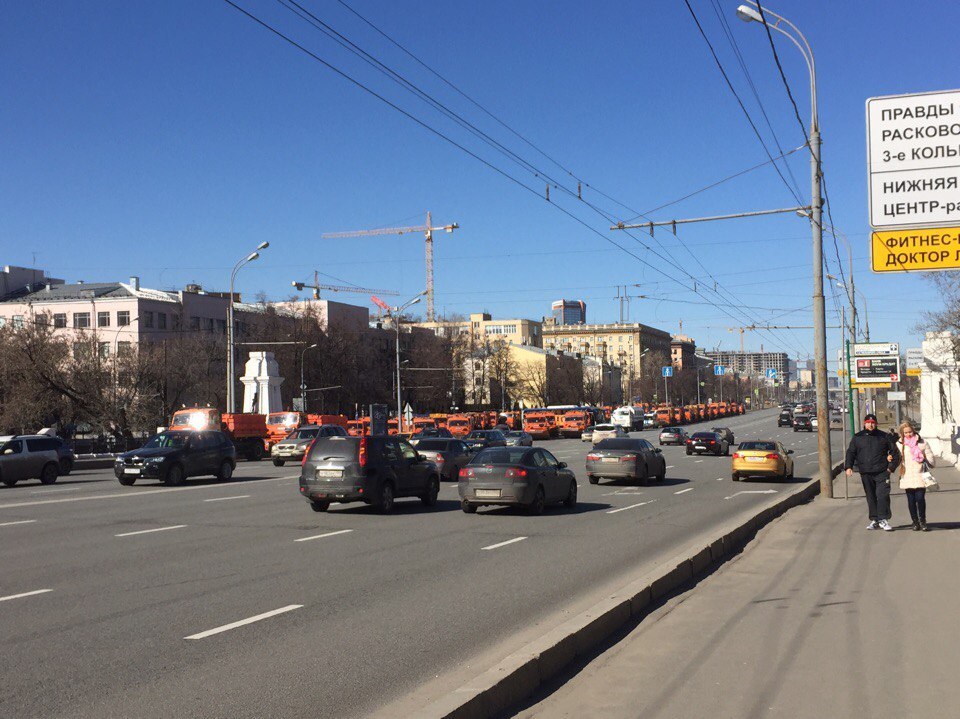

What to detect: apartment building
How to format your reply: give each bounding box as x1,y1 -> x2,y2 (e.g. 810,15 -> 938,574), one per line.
412,312 -> 542,348
542,318 -> 672,373
703,350 -> 791,381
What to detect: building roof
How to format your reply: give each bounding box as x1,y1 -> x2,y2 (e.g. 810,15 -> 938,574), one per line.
0,281 -> 135,303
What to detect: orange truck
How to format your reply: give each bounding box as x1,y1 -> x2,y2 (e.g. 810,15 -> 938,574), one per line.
265,411 -> 348,446
430,413 -> 449,429
447,414 -> 475,437
524,411 -> 557,440
655,407 -> 672,427
560,409 -> 591,438
412,417 -> 437,433
169,407 -> 268,460
347,417 -> 371,436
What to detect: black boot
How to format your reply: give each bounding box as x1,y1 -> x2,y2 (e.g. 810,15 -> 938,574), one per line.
912,520 -> 921,531
920,517 -> 929,531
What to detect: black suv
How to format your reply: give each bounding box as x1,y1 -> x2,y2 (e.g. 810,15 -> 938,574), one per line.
792,415 -> 813,432
409,427 -> 453,445
115,430 -> 237,486
464,429 -> 507,452
299,435 -> 441,513
778,411 -> 794,427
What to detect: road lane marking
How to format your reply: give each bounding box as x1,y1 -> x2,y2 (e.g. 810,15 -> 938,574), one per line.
115,525 -> 187,538
294,529 -> 354,543
666,465 -> 674,469
606,500 -> 656,514
0,519 -> 37,527
203,495 -> 251,502
184,604 -> 303,640
0,589 -> 52,602
674,488 -> 694,495
482,536 -> 527,551
0,476 -> 295,510
717,477 -> 725,481
30,487 -> 82,495
694,459 -> 703,463
724,489 -> 779,500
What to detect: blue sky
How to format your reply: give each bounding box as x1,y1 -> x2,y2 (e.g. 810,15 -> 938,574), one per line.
2,0 -> 956,364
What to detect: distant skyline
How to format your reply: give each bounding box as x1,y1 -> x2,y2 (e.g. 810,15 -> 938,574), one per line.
2,0 -> 955,361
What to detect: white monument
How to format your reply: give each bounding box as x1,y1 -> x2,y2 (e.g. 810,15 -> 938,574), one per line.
240,351 -> 284,414
919,331 -> 959,465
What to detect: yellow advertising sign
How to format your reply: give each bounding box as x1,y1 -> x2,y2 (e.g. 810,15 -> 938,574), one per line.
906,367 -> 922,376
872,227 -> 960,272
854,382 -> 892,389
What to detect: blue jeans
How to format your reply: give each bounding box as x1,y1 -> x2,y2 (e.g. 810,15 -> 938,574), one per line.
905,488 -> 926,523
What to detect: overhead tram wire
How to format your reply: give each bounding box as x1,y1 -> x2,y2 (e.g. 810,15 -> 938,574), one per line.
223,1 -> 805,357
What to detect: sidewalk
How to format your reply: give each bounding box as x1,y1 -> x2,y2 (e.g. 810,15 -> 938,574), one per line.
512,464 -> 960,719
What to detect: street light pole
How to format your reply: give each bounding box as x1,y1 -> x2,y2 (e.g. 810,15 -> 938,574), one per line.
300,343 -> 318,411
391,291 -> 426,432
227,242 -> 269,414
738,2 -> 832,497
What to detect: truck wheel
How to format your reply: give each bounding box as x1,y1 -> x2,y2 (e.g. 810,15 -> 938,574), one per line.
247,443 -> 264,461
40,463 -> 59,485
272,459 -> 285,467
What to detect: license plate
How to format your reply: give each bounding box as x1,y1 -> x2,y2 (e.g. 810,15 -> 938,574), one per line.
123,468 -> 140,475
602,457 -> 618,463
747,456 -> 766,462
476,489 -> 501,499
315,469 -> 343,479
695,445 -> 706,450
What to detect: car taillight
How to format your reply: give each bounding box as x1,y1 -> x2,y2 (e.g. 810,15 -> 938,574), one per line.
732,452 -> 741,459
765,453 -> 780,460
461,467 -> 475,479
504,467 -> 528,478
301,439 -> 316,465
359,436 -> 368,468
434,455 -> 444,463
686,439 -> 693,444
586,453 -> 601,461
709,440 -> 716,444
619,454 -> 637,462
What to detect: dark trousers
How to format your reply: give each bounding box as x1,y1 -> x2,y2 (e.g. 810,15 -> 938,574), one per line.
861,471 -> 891,521
906,488 -> 927,523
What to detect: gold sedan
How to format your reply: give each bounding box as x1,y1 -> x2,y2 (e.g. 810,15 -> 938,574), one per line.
731,441 -> 794,481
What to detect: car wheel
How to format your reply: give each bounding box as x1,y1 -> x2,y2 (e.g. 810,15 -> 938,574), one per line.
724,445 -> 730,456
656,463 -> 666,482
118,475 -> 136,486
216,460 -> 233,481
2,477 -> 18,487
421,476 -> 440,507
272,459 -> 285,467
563,480 -> 577,509
40,463 -> 58,485
165,464 -> 185,487
527,486 -> 545,515
732,472 -> 740,481
377,482 -> 395,514
588,475 -> 599,485
59,458 -> 73,476
310,500 -> 330,512
461,500 -> 477,514
686,448 -> 692,455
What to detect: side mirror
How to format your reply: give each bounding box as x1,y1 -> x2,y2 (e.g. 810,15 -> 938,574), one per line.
416,453 -> 425,462
654,448 -> 662,454
557,461 -> 567,469
787,449 -> 794,454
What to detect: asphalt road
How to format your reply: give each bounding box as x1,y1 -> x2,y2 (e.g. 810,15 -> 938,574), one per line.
0,409 -> 841,718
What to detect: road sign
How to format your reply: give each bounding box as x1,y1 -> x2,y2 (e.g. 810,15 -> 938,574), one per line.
888,391 -> 907,401
403,403 -> 414,424
867,89 -> 960,230
905,347 -> 923,375
856,383 -> 890,390
662,366 -> 673,378
765,368 -> 777,379
853,342 -> 899,357
854,356 -> 901,384
714,365 -> 725,376
292,397 -> 305,412
871,227 -> 960,272
370,403 -> 388,435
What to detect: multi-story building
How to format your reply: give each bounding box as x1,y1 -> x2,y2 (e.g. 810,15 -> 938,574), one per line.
670,334 -> 697,370
704,350 -> 791,382
506,344 -> 582,409
551,299 -> 586,326
411,312 -> 542,348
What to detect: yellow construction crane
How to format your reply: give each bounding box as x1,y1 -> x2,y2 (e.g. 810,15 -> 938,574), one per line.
292,271 -> 398,300
322,211 -> 459,322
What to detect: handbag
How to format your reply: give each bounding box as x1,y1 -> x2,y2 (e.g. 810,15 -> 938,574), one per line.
920,461 -> 939,491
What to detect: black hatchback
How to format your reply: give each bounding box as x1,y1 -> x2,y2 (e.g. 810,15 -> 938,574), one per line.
115,431 -> 236,486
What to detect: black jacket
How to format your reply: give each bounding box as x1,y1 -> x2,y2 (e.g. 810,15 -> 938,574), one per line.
845,429 -> 900,474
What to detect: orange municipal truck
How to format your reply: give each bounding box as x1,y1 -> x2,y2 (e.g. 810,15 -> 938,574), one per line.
169,407 -> 268,460
560,409 -> 591,438
447,414 -> 475,437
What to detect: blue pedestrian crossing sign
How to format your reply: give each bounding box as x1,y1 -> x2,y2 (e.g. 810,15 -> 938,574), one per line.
714,365 -> 725,376
662,366 -> 673,378
765,368 -> 777,379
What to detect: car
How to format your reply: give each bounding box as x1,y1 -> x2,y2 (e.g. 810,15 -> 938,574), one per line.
810,415 -> 819,429
270,424 -> 348,466
464,429 -> 508,452
711,427 -> 735,445
585,438 -> 666,485
504,430 -> 533,447
413,438 -> 472,481
581,426 -> 596,443
409,427 -> 453,445
792,415 -> 813,432
0,435 -> 61,487
658,427 -> 688,446
731,440 -> 794,481
114,430 -> 237,486
299,435 -> 441,513
7,434 -> 75,475
686,431 -> 729,456
591,424 -> 627,443
777,410 -> 794,427
829,414 -> 844,430
458,446 -> 577,515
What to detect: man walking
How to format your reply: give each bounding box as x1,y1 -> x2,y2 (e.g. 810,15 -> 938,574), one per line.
845,414 -> 901,531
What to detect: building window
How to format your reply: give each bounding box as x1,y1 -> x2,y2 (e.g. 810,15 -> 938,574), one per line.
158,313 -> 167,330
98,342 -> 111,359
12,315 -> 24,329
143,311 -> 154,328
190,316 -> 200,331
97,311 -> 110,328
53,313 -> 67,328
74,312 -> 91,329
117,311 -> 131,326
117,341 -> 132,356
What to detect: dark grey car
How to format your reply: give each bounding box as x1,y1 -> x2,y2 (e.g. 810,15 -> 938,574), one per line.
271,424 -> 347,466
504,430 -> 533,447
414,438 -> 472,481
585,438 -> 666,485
464,429 -> 508,453
299,435 -> 440,513
711,427 -> 735,445
114,431 -> 237,485
458,446 -> 577,515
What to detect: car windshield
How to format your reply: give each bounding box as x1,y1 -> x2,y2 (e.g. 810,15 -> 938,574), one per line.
594,424 -> 615,431
268,412 -> 299,425
467,431 -> 489,439
292,428 -> 319,440
661,427 -> 679,433
416,439 -> 451,450
505,431 -> 523,438
739,441 -> 777,451
470,447 -> 531,465
142,433 -> 189,449
595,438 -> 643,450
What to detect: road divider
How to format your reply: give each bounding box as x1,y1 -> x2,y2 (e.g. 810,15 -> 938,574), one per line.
184,604 -> 303,640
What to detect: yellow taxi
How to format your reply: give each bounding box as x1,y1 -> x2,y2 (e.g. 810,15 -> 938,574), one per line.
731,440 -> 794,481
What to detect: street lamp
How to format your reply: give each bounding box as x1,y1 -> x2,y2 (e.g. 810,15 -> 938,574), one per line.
737,1 -> 832,497
300,343 -> 318,411
391,290 -> 427,431
227,241 -> 269,413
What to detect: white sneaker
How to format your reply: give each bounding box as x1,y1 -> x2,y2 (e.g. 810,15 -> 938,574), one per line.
878,519 -> 893,531
866,521 -> 879,530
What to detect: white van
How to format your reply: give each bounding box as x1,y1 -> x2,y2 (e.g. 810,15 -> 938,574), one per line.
611,406 -> 643,431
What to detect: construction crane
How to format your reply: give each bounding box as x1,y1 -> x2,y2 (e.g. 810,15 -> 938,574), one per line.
291,272 -> 399,300
322,211 -> 459,322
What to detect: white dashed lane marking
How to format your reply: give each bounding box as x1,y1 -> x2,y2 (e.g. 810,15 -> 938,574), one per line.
674,488 -> 694,495
115,525 -> 187,538
606,500 -> 656,514
184,604 -> 303,640
294,529 -> 354,543
0,589 -> 52,602
482,536 -> 528,551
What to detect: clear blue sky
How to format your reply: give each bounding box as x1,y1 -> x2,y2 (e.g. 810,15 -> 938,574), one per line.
2,0 -> 955,364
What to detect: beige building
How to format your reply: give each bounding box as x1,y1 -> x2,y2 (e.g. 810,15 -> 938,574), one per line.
542,318 -> 671,380
411,312 -> 542,348
671,334 -> 697,370
506,344 -> 582,409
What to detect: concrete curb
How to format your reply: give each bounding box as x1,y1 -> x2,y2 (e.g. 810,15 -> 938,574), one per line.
417,461 -> 844,719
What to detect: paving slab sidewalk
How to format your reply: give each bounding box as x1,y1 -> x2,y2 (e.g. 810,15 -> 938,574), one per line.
512,465 -> 960,719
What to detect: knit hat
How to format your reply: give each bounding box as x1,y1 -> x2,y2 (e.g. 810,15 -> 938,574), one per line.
864,414 -> 878,422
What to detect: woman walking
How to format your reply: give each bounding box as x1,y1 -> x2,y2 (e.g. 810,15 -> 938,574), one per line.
896,421 -> 936,531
